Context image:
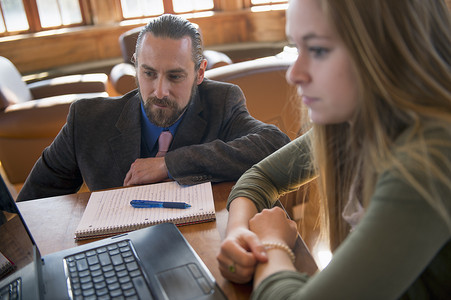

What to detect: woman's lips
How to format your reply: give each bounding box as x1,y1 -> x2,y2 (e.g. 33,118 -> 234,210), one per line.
302,96 -> 317,106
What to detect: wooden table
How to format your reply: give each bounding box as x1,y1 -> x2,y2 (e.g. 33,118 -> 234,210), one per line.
16,182 -> 317,300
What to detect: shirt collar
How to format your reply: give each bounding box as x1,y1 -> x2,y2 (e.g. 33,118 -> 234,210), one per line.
140,101 -> 184,149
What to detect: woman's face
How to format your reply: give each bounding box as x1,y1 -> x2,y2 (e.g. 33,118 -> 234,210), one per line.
286,0 -> 359,125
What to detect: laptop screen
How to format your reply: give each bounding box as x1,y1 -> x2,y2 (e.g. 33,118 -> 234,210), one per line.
0,175 -> 35,281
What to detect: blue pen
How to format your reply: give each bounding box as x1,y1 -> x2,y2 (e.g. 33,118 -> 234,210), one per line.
130,200 -> 191,209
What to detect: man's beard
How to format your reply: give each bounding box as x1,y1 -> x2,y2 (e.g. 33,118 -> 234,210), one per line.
141,83 -> 197,128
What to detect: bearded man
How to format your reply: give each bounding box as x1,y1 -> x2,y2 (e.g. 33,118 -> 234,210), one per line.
17,14 -> 290,201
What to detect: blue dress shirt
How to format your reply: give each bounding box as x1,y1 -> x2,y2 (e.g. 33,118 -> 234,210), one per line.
140,101 -> 183,158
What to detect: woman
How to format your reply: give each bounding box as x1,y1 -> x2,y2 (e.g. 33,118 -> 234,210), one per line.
217,0 -> 451,299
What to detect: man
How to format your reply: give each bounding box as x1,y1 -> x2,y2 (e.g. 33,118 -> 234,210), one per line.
17,14 -> 290,201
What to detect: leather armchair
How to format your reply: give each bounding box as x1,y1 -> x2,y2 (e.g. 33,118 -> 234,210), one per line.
114,45 -> 303,140
109,25 -> 233,95
0,56 -> 109,184
207,47 -> 318,212
205,47 -> 303,140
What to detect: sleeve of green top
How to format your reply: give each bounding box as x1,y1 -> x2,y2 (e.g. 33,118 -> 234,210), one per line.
251,271 -> 310,300
251,128 -> 451,299
227,131 -> 316,212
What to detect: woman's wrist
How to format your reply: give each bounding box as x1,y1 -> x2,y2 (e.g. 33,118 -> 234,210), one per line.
226,197 -> 259,234
262,241 -> 296,264
253,240 -> 297,289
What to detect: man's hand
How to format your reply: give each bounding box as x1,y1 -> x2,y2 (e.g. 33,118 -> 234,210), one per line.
123,157 -> 169,186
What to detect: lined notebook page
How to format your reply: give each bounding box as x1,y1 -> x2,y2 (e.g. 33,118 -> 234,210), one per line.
74,181 -> 215,240
0,251 -> 14,278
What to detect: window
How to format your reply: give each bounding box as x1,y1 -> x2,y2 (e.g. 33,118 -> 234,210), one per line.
36,0 -> 83,28
120,0 -> 164,19
0,0 -> 85,36
0,0 -> 29,33
172,0 -> 214,13
119,0 -> 215,20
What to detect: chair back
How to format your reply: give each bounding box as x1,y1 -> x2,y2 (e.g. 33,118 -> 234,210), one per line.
0,56 -> 32,110
110,25 -> 232,95
119,27 -> 142,63
205,52 -> 302,140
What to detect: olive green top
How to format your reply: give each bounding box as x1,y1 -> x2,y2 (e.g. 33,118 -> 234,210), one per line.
228,128 -> 451,299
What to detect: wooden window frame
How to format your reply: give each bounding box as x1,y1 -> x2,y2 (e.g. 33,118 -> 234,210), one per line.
243,0 -> 288,8
116,0 -> 221,21
0,0 -> 88,36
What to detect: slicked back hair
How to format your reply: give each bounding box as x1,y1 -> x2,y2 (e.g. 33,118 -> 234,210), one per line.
135,14 -> 204,70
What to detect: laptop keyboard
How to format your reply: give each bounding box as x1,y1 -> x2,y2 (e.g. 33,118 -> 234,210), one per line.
64,240 -> 149,300
0,278 -> 21,300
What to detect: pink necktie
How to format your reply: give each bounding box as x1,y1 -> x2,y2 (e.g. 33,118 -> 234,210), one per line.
156,131 -> 173,157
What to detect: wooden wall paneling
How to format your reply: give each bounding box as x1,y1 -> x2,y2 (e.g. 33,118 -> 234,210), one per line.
6,1 -> 449,77
194,13 -> 250,45
248,10 -> 286,42
0,10 -> 287,76
219,0 -> 243,11
0,25 -> 133,74
2,31 -> 95,73
88,0 -> 122,24
94,28 -> 127,59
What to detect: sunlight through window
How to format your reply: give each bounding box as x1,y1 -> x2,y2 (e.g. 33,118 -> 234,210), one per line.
0,0 -> 29,31
37,0 -> 82,28
172,0 -> 213,13
312,241 -> 333,270
317,250 -> 332,270
121,0 -> 164,18
0,15 -> 5,33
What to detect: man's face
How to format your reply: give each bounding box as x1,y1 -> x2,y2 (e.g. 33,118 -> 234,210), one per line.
136,33 -> 206,127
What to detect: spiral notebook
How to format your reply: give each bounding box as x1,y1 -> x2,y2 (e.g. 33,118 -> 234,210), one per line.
74,181 -> 216,240
0,251 -> 14,279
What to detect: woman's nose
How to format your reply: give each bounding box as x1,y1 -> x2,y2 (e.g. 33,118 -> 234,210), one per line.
286,53 -> 311,86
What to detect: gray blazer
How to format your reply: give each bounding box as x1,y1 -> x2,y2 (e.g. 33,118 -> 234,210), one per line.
17,79 -> 290,201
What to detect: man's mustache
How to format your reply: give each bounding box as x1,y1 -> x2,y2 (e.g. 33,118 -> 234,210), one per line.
148,97 -> 177,109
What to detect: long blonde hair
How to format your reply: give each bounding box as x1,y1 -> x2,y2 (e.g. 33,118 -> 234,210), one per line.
309,0 -> 451,250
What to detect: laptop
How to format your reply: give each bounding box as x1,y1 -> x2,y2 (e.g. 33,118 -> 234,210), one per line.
0,174 -> 226,300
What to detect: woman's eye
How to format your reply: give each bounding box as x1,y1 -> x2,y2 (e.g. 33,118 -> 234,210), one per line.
309,47 -> 330,58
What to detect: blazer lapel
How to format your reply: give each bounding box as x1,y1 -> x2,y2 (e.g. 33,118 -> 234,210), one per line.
171,88 -> 207,149
109,94 -> 142,174
107,89 -> 207,168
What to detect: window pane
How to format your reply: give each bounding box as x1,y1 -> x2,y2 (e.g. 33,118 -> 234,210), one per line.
121,0 -> 163,18
0,0 -> 29,31
0,15 -> 5,33
58,0 -> 82,25
37,0 -> 81,28
37,0 -> 62,27
172,0 -> 213,13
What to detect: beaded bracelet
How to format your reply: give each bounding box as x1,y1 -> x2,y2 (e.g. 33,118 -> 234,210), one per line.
262,242 -> 296,264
